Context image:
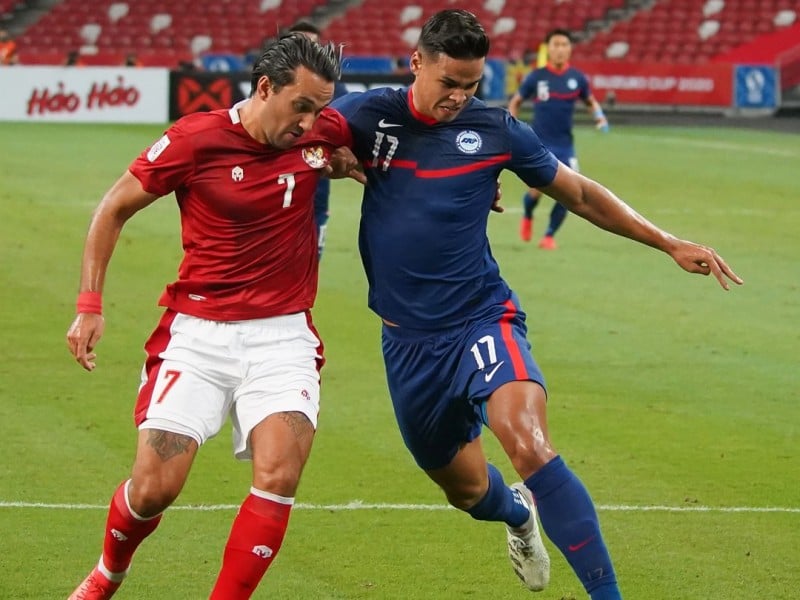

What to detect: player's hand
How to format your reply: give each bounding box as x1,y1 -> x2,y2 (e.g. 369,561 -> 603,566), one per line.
66,312 -> 105,371
325,147 -> 366,184
669,240 -> 743,290
491,180 -> 504,213
595,117 -> 609,133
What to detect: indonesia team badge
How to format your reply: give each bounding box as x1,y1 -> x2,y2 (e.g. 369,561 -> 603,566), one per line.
301,146 -> 328,169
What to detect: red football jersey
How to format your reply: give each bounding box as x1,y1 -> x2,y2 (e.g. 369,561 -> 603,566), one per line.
129,103 -> 352,321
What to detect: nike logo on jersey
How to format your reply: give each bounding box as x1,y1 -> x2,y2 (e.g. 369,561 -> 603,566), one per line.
484,361 -> 505,383
378,119 -> 402,128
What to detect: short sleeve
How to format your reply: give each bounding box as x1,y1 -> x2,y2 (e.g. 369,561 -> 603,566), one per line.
128,120 -> 195,197
330,91 -> 369,121
330,91 -> 374,156
579,71 -> 592,101
505,112 -> 559,188
320,107 -> 354,149
517,70 -> 538,100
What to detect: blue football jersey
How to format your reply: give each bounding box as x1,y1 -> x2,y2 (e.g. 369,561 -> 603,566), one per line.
332,87 -> 558,329
517,65 -> 591,148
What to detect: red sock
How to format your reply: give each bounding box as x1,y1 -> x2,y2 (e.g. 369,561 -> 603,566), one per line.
101,480 -> 163,574
209,489 -> 293,600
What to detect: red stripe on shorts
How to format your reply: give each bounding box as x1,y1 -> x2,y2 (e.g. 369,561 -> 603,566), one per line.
500,299 -> 527,378
304,310 -> 326,377
134,309 -> 178,426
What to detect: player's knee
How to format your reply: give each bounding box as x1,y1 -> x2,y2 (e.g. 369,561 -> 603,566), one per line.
442,480 -> 486,511
128,476 -> 180,517
506,437 -> 557,480
252,465 -> 304,498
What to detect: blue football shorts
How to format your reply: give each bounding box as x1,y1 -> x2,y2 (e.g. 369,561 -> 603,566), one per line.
380,292 -> 546,470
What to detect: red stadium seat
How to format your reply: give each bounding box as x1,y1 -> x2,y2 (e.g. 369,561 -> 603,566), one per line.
13,0 -> 790,66
16,0 -> 331,63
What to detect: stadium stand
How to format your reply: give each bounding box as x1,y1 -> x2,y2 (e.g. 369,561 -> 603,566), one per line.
4,0 -> 800,69
14,0 -> 329,66
323,0 -> 627,58
0,0 -> 17,18
582,0 -> 799,63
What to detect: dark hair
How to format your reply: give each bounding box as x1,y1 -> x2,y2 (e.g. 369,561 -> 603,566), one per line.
288,20 -> 322,37
545,28 -> 572,43
418,9 -> 490,60
250,33 -> 342,96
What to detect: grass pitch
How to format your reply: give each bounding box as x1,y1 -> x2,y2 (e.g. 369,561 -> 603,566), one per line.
0,120 -> 798,599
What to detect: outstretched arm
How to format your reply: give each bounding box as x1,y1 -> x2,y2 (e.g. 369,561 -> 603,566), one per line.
540,164 -> 743,290
66,171 -> 159,371
585,94 -> 608,132
507,92 -> 524,118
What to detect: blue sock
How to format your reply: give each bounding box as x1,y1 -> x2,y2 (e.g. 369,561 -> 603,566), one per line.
466,463 -> 530,528
522,192 -> 540,219
525,456 -> 621,599
545,202 -> 568,236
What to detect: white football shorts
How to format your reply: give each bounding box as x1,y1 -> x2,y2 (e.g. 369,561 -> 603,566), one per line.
136,311 -> 324,460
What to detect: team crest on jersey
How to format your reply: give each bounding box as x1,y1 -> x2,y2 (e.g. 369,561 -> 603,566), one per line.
567,78 -> 578,90
231,166 -> 244,182
301,146 -> 328,169
456,130 -> 482,154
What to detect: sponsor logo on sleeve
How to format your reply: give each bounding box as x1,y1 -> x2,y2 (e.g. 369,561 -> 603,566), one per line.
146,134 -> 171,162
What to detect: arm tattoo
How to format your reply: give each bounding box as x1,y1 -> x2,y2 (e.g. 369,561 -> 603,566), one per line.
147,430 -> 195,461
279,411 -> 314,443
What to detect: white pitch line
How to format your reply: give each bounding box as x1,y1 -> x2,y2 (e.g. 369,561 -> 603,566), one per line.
0,500 -> 798,513
620,133 -> 799,159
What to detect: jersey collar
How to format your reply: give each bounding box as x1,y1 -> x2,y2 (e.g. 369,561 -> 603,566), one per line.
407,87 -> 438,126
546,62 -> 570,75
228,99 -> 247,124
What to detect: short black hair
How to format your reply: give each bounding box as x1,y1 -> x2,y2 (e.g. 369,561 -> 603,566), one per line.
418,9 -> 490,60
545,28 -> 572,43
250,33 -> 342,96
288,20 -> 322,37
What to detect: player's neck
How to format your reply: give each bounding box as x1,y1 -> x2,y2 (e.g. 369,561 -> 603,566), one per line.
547,61 -> 569,73
237,99 -> 268,145
407,86 -> 438,125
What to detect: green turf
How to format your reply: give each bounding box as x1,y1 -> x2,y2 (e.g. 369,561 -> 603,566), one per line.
0,121 -> 797,599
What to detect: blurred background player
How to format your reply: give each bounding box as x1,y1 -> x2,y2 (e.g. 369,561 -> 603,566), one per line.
0,29 -> 18,65
508,28 -> 608,249
289,20 -> 349,260
123,52 -> 142,67
64,49 -> 85,66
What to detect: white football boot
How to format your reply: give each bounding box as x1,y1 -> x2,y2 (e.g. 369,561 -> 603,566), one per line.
506,483 -> 550,591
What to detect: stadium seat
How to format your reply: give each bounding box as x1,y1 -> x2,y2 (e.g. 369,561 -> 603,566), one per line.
15,0 -> 330,65
12,0 -> 791,66
108,2 -> 128,23
582,0 -> 791,63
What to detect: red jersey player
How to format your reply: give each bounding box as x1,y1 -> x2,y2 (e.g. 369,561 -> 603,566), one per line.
65,34 -> 359,599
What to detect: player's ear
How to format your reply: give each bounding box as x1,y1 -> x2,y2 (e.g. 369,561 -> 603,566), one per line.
256,75 -> 273,100
409,51 -> 422,76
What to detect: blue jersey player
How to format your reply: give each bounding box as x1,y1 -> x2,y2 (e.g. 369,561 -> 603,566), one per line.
509,28 -> 609,249
333,10 -> 741,599
289,20 -> 349,260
